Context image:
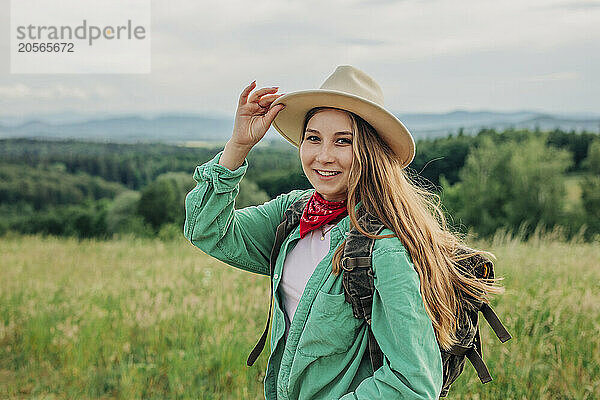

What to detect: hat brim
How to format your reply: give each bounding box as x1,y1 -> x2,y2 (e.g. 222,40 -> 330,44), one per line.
270,89 -> 415,168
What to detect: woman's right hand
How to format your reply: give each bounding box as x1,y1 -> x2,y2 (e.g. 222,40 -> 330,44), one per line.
219,81 -> 286,170
231,81 -> 285,149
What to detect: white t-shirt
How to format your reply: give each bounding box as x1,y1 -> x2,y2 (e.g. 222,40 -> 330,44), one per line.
279,223 -> 334,339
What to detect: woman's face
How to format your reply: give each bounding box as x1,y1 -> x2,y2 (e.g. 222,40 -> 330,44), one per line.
300,109 -> 354,202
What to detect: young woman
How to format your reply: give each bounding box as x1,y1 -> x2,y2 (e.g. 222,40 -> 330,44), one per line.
184,66 -> 501,399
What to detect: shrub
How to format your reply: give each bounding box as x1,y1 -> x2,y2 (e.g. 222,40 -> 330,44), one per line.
442,135 -> 572,237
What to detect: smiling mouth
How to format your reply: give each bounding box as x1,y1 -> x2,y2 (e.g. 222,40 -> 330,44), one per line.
315,169 -> 341,177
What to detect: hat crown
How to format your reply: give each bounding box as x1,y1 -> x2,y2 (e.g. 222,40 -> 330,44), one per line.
319,65 -> 384,106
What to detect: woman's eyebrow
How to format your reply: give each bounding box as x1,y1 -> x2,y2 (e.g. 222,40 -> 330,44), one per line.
305,128 -> 353,135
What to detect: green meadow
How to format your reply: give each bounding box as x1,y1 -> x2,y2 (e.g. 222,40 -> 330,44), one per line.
1,233 -> 598,399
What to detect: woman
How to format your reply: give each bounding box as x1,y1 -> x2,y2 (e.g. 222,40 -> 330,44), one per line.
184,66 -> 501,399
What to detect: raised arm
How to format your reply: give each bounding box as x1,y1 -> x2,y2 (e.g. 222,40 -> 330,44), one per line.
184,152 -> 307,275
183,80 -> 295,275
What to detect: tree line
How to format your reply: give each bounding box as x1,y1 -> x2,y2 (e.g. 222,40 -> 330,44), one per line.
0,128 -> 598,240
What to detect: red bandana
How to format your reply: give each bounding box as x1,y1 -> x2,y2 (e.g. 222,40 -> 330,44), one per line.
299,191 -> 348,239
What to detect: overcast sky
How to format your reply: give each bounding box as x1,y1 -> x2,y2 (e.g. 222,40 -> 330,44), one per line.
1,0 -> 599,120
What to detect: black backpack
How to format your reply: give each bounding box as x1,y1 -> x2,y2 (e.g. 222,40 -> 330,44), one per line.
247,193 -> 511,397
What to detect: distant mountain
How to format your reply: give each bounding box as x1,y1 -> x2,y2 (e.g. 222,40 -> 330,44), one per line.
396,111 -> 600,139
0,114 -> 236,143
0,111 -> 598,143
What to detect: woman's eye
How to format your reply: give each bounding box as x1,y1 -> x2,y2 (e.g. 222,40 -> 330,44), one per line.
306,135 -> 319,142
337,138 -> 352,144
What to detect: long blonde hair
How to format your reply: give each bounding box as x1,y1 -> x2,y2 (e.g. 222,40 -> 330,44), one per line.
301,107 -> 503,350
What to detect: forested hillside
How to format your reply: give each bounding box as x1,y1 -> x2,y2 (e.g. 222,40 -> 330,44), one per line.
0,127 -> 598,240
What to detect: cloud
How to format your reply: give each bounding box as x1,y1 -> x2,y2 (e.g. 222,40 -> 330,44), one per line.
146,0 -> 600,74
546,0 -> 600,10
0,0 -> 598,115
524,72 -> 579,82
0,83 -> 117,101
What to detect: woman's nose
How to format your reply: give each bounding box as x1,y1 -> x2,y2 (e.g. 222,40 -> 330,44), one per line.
315,145 -> 336,163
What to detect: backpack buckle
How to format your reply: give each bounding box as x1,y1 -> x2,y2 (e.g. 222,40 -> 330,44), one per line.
341,257 -> 354,271
342,256 -> 372,271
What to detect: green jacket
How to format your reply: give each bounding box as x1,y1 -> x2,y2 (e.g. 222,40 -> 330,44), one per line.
184,152 -> 443,399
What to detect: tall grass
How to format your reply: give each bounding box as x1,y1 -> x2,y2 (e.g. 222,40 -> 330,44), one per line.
0,233 -> 598,399
0,235 -> 270,399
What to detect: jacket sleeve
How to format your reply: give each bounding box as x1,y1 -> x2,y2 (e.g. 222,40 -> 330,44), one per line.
183,151 -> 307,276
339,246 -> 443,399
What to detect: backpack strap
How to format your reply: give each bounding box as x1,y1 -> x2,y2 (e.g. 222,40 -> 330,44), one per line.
480,303 -> 512,343
246,192 -> 312,366
447,330 -> 493,384
341,205 -> 386,371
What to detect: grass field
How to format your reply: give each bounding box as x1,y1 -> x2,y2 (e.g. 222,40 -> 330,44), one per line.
0,233 -> 598,399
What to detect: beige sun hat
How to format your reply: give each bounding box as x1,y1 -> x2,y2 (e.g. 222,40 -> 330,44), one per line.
270,65 -> 415,168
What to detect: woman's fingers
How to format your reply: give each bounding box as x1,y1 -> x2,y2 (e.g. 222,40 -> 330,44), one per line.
248,86 -> 279,104
238,80 -> 256,106
257,93 -> 285,108
262,103 -> 285,128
